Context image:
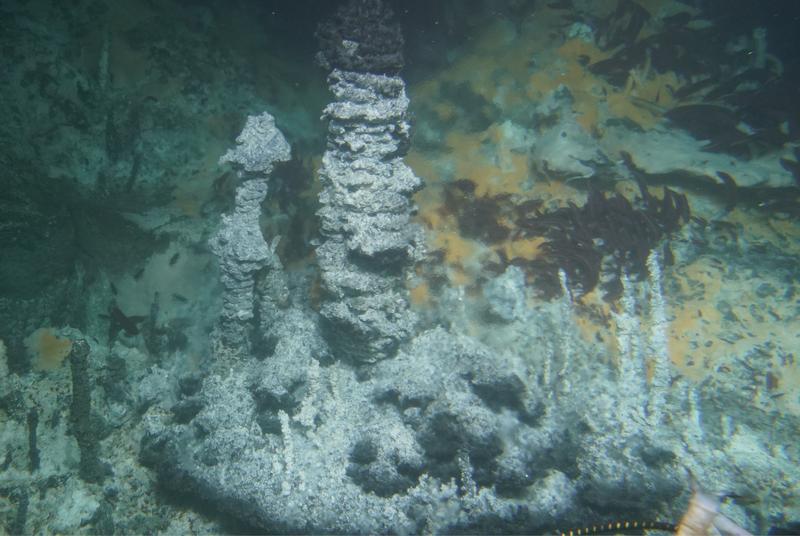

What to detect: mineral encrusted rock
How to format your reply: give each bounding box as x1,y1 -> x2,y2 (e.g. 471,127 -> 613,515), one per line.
140,327 -> 560,535
209,112 -> 290,349
315,0 -> 423,363
218,112 -> 290,175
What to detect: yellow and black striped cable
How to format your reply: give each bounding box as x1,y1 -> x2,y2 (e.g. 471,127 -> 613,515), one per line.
558,519 -> 677,535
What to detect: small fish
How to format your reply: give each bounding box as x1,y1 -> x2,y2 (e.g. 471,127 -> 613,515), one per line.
100,305 -> 147,339
133,267 -> 145,280
169,252 -> 180,266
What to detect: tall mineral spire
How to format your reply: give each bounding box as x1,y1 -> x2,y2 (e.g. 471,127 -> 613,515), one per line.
315,0 -> 423,362
209,112 -> 291,352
